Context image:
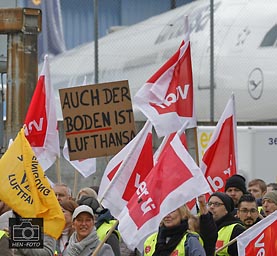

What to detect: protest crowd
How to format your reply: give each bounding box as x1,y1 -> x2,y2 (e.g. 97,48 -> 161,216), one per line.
0,7 -> 276,256
1,174 -> 277,256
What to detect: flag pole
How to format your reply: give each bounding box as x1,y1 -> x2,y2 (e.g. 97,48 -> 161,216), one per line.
193,127 -> 200,166
73,169 -> 79,198
91,220 -> 119,256
55,157 -> 62,184
99,120 -> 151,204
215,237 -> 237,254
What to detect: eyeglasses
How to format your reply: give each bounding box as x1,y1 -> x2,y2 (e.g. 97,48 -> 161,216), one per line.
239,208 -> 258,214
207,202 -> 224,207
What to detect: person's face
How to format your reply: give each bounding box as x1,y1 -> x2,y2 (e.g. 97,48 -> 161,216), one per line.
267,186 -> 274,193
62,207 -> 73,228
53,185 -> 71,203
162,209 -> 182,228
262,199 -> 277,216
248,184 -> 264,199
237,201 -> 259,228
72,212 -> 94,241
208,196 -> 228,221
225,187 -> 243,206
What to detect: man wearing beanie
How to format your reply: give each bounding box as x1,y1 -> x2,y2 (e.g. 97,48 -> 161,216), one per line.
225,174 -> 247,208
262,191 -> 277,216
208,192 -> 245,256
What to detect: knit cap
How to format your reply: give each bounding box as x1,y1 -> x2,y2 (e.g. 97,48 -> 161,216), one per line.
263,191 -> 277,205
209,192 -> 234,213
225,174 -> 247,194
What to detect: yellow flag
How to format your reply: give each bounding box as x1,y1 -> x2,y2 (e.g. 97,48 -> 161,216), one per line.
0,128 -> 65,239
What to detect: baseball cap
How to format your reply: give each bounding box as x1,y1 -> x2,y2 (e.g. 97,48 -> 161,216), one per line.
72,205 -> 94,221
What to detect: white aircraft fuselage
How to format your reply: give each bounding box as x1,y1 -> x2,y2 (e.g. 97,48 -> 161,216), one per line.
49,0 -> 277,123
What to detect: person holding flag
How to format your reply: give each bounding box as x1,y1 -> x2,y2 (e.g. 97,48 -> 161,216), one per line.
143,205 -> 206,256
208,192 -> 245,256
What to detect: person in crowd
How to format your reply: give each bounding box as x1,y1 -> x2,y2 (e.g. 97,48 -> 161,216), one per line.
55,199 -> 78,255
62,205 -> 114,256
247,179 -> 267,200
77,195 -> 121,256
225,174 -> 247,211
144,205 -> 206,256
0,210 -> 56,255
0,230 -> 12,256
53,183 -> 72,203
0,200 -> 10,216
90,185 -> 100,195
237,194 -> 262,229
266,182 -> 277,193
208,192 -> 245,256
198,195 -> 218,256
262,190 -> 277,216
76,187 -> 98,201
247,178 -> 267,210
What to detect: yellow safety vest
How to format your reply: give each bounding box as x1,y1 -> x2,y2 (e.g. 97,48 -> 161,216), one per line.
96,220 -> 121,241
216,223 -> 241,256
144,231 -> 203,256
0,230 -> 6,239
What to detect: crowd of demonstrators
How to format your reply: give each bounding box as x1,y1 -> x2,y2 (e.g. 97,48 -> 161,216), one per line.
2,176 -> 277,256
62,205 -> 114,256
144,205 -> 206,256
237,194 -> 262,229
207,192 -> 245,256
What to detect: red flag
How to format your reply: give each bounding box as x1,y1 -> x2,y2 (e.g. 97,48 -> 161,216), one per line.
237,211 -> 277,256
200,94 -> 238,192
98,120 -> 153,218
24,55 -> 60,171
134,17 -> 196,137
118,133 -> 211,250
154,131 -> 187,164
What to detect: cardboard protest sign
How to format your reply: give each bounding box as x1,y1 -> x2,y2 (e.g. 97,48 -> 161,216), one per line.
59,80 -> 136,160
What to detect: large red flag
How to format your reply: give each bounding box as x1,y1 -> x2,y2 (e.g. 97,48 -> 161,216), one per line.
237,211 -> 277,256
24,55 -> 60,171
200,94 -> 238,192
118,133 -> 211,251
98,120 -> 153,218
134,17 -> 196,137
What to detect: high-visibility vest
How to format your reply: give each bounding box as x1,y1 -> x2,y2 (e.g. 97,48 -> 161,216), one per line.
144,231 -> 203,256
0,230 -> 6,239
96,220 -> 121,241
216,223 -> 242,256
